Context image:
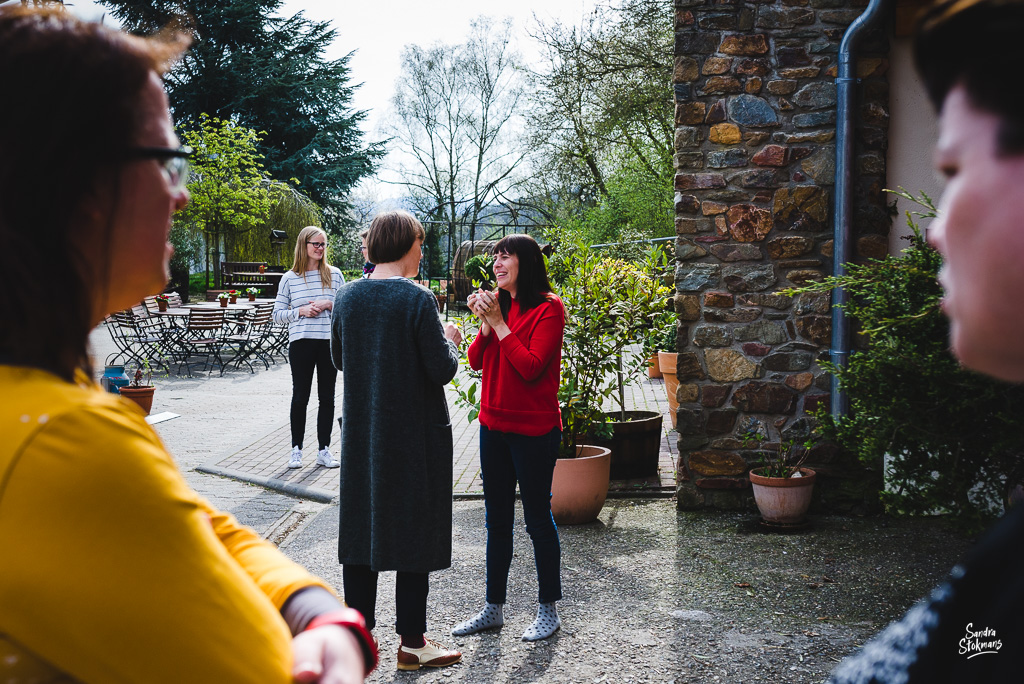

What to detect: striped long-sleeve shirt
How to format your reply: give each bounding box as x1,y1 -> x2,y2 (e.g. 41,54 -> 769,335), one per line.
272,268 -> 344,341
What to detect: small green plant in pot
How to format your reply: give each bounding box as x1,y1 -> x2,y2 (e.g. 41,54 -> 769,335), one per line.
118,362 -> 156,415
742,429 -> 817,526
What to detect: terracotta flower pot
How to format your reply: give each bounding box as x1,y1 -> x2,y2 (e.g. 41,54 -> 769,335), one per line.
229,295 -> 237,304
248,293 -> 257,301
119,385 -> 155,415
749,467 -> 816,525
157,299 -> 168,312
550,445 -> 611,525
647,353 -> 662,378
219,298 -> 228,307
658,351 -> 678,429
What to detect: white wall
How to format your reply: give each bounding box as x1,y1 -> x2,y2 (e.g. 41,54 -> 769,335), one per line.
885,36 -> 943,254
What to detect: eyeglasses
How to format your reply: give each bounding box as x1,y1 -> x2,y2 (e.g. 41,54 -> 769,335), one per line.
128,146 -> 192,193
307,241 -> 326,249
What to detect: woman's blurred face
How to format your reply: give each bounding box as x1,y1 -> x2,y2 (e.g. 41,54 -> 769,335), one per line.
95,72 -> 188,319
493,251 -> 519,295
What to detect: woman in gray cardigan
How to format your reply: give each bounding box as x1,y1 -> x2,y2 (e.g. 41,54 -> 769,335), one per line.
331,210 -> 463,671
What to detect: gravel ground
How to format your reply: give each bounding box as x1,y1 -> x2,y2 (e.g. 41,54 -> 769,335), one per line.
284,499 -> 972,684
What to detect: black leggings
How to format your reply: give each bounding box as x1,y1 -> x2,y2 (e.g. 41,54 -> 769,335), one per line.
343,564 -> 429,636
288,338 -> 337,450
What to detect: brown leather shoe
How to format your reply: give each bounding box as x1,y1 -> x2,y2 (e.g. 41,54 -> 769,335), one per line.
396,637 -> 462,671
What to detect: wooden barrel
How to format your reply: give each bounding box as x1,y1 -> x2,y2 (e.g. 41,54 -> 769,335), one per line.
451,240 -> 498,302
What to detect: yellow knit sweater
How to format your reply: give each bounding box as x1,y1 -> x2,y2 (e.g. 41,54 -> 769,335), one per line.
0,365 -> 332,683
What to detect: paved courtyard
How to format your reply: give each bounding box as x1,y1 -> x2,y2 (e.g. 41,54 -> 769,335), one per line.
197,365 -> 677,503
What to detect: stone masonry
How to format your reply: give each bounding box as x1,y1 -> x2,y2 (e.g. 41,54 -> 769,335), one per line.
672,0 -> 889,511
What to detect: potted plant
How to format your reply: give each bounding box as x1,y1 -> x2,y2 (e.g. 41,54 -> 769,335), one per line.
258,263 -> 266,274
429,283 -> 446,312
217,292 -> 230,308
155,293 -> 170,312
744,431 -> 817,526
556,243 -> 672,481
652,320 -> 679,429
227,289 -> 240,304
118,364 -> 156,415
245,287 -> 259,302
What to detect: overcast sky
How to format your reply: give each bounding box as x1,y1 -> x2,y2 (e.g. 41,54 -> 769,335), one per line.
56,0 -> 595,142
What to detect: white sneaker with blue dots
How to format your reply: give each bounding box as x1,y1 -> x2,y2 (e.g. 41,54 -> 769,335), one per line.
521,602 -> 560,641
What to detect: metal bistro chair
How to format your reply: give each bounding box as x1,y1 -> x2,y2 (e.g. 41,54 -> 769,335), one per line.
172,308 -> 227,377
104,310 -> 172,374
220,303 -> 275,374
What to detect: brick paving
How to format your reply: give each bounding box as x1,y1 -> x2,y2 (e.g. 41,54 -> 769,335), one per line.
199,365 -> 677,503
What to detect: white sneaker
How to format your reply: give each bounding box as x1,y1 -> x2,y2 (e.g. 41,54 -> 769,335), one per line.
316,448 -> 340,468
287,446 -> 302,469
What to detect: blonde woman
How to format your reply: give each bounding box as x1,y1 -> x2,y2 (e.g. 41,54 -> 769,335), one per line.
273,226 -> 344,469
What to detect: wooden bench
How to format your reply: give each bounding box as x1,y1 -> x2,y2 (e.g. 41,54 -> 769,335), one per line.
221,261 -> 281,297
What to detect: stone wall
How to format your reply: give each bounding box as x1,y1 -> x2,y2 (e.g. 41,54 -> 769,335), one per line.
671,0 -> 889,512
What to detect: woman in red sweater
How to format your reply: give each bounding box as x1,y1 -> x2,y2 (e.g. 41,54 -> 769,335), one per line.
454,234 -> 566,642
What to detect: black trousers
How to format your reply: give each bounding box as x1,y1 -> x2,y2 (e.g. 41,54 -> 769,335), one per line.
343,564 -> 429,636
288,338 -> 336,450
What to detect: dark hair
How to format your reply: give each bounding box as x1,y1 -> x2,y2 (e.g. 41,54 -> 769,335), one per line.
492,234 -> 553,317
914,0 -> 1024,154
0,5 -> 189,380
366,210 -> 425,264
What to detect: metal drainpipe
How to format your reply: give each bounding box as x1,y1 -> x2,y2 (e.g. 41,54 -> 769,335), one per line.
831,0 -> 892,420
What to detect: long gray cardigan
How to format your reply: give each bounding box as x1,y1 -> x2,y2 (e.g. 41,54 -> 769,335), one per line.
330,278 -> 459,572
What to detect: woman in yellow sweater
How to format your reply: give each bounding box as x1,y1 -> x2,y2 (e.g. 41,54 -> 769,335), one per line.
0,6 -> 375,682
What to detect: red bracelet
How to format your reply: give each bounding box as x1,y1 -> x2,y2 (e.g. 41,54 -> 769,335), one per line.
305,608 -> 378,674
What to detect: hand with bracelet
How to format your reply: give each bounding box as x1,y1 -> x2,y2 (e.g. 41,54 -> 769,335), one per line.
291,601 -> 378,683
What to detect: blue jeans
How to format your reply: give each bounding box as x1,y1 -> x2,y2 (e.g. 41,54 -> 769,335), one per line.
479,425 -> 562,604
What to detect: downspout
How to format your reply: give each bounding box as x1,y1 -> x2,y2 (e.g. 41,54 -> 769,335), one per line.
832,0 -> 893,420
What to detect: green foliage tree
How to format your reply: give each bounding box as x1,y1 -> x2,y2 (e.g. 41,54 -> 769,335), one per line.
177,115 -> 272,287
790,190 -> 1024,528
99,0 -> 383,228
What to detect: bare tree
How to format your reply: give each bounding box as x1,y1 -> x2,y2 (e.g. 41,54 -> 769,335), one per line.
384,17 -> 532,249
526,0 -> 674,224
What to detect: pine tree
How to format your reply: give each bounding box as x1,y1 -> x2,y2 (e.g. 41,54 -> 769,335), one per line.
100,0 -> 384,230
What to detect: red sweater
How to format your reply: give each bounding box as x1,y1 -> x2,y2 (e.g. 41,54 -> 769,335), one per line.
467,294 -> 565,437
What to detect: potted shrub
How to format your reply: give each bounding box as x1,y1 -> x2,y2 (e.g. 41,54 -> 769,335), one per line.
429,283 -> 446,312
245,287 -> 259,302
155,293 -> 170,312
217,292 -> 230,307
118,364 -> 156,415
744,431 -> 816,526
557,243 -> 672,481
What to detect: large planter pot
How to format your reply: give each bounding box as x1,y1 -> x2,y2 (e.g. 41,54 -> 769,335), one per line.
550,445 -> 611,525
658,351 -> 678,429
749,467 -> 816,525
647,353 -> 662,379
119,385 -> 155,415
586,410 -> 663,480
